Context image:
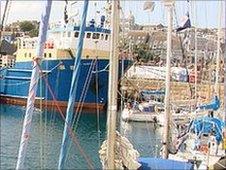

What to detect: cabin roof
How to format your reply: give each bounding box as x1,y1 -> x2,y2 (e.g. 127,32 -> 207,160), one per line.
49,26 -> 111,34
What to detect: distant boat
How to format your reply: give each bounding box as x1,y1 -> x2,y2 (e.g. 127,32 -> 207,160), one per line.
121,100 -> 164,123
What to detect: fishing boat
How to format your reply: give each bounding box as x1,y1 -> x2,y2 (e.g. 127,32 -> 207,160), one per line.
0,2 -> 130,111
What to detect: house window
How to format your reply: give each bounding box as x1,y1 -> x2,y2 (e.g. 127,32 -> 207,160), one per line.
49,53 -> 52,58
68,32 -> 71,37
74,32 -> 79,38
86,33 -> 91,38
44,53 -> 47,58
29,53 -> 31,58
24,53 -> 27,58
63,31 -> 66,37
92,33 -> 100,39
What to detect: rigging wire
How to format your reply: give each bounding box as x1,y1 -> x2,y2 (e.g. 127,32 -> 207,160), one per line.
4,0 -> 11,27
94,37 -> 101,148
66,59 -> 97,162
1,0 -> 9,31
173,1 -> 194,106
73,59 -> 97,130
37,63 -> 95,169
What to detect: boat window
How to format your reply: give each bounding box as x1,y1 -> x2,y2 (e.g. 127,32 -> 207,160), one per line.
93,33 -> 100,39
44,53 -> 47,58
86,33 -> 91,38
49,53 -> 52,58
29,53 -> 31,58
101,34 -> 104,40
105,34 -> 108,41
74,32 -> 79,38
68,32 -> 71,37
63,31 -> 66,37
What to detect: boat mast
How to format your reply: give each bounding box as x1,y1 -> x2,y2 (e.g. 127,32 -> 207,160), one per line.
162,0 -> 174,159
214,1 -> 223,97
194,1 -> 198,108
16,0 -> 52,169
58,0 -> 89,169
106,0 -> 120,169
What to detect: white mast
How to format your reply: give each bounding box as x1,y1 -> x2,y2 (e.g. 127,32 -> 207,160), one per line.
214,1 -> 223,96
162,0 -> 174,159
106,0 -> 120,169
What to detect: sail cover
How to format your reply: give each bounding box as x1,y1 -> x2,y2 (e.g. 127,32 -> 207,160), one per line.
190,116 -> 224,144
138,157 -> 194,170
197,96 -> 220,111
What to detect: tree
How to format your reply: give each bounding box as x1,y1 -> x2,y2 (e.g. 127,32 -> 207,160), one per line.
132,43 -> 156,63
29,28 -> 39,37
19,21 -> 35,32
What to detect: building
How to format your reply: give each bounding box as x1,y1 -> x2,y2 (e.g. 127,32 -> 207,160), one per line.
121,11 -> 136,33
142,23 -> 166,32
0,40 -> 17,68
1,31 -> 16,43
1,55 -> 16,68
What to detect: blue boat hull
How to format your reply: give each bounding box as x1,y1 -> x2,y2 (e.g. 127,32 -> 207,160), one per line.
0,59 -> 129,110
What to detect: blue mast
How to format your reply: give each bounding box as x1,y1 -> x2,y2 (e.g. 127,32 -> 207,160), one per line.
58,0 -> 89,169
16,0 -> 52,169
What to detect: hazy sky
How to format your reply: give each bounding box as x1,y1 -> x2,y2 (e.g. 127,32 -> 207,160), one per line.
0,0 -> 225,28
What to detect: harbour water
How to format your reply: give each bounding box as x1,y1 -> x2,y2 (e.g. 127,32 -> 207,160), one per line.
0,104 -> 162,169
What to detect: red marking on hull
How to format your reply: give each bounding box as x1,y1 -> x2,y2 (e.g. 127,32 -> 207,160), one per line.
0,96 -> 106,113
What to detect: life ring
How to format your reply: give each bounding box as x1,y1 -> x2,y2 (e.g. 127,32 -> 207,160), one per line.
155,105 -> 160,113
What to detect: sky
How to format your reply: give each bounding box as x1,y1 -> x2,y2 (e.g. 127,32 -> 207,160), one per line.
0,0 -> 225,29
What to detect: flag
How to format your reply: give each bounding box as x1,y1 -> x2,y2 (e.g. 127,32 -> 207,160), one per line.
143,1 -> 155,12
176,12 -> 191,32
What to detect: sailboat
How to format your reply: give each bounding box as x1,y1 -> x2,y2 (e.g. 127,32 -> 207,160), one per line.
168,1 -> 225,169
100,0 -> 195,169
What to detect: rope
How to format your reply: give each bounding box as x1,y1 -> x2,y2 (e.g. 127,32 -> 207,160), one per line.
92,63 -> 109,73
0,62 -> 62,87
37,64 -> 94,169
16,1 -> 52,168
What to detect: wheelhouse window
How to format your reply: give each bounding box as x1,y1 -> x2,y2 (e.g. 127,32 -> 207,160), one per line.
86,33 -> 91,39
92,33 -> 100,39
105,34 -> 109,41
74,32 -> 79,38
